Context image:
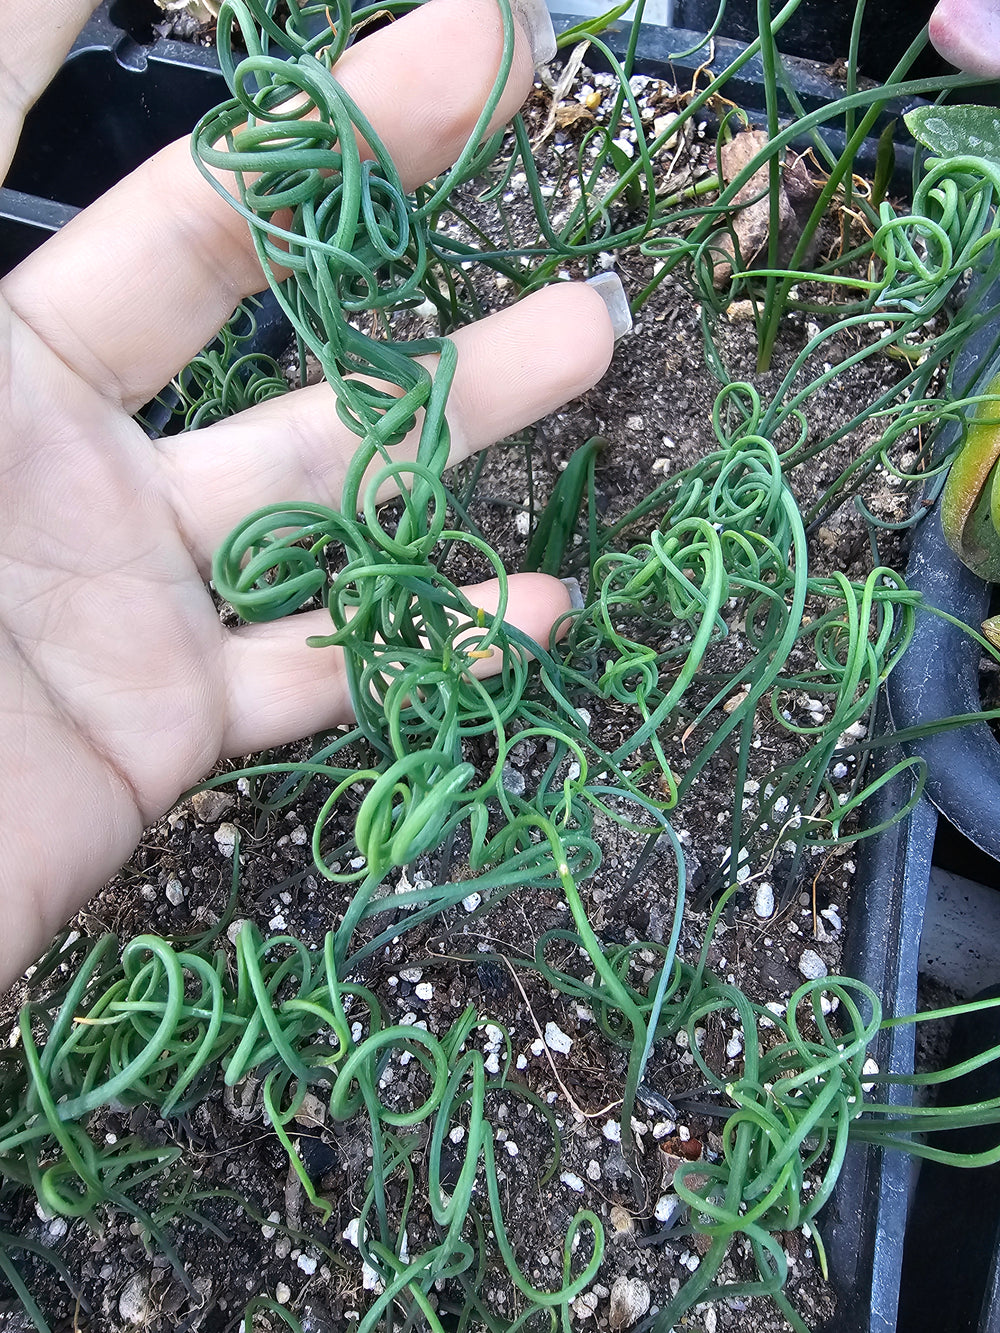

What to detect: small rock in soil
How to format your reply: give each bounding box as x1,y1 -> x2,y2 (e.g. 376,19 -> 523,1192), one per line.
190,789 -> 234,822
799,948 -> 828,980
544,1020 -> 573,1053
608,1275 -> 652,1330
754,881 -> 775,918
654,1192 -> 686,1226
572,1290 -> 600,1321
118,1273 -> 151,1325
214,822 -> 238,855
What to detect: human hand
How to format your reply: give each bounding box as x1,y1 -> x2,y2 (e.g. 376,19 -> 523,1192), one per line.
930,0 -> 1000,75
0,0 -> 614,986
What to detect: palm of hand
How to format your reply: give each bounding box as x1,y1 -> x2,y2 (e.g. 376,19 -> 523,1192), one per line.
2,295 -> 224,830
0,0 -> 612,983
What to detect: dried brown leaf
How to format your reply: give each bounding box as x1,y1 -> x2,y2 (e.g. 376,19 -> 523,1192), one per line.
554,103 -> 595,130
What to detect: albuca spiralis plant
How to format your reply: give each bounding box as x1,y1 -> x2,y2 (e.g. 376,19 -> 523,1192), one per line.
9,1 -> 1000,1330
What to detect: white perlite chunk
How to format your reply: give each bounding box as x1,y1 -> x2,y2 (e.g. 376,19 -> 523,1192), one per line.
297,1254 -> 318,1275
214,822 -> 238,855
461,892 -> 482,912
165,878 -> 184,906
572,1291 -> 599,1321
559,1171 -> 585,1193
654,1193 -> 685,1225
799,948 -> 828,980
227,918 -> 250,946
414,982 -> 433,1001
754,881 -> 775,919
544,1021 -> 573,1054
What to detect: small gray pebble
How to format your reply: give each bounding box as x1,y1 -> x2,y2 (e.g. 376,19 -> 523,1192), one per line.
189,789 -> 234,823
799,948 -> 827,981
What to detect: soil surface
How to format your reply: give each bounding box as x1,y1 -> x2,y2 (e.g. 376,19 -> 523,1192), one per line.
0,46 -> 933,1333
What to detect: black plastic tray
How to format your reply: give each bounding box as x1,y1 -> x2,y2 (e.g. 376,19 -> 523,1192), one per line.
0,2 -> 225,274
673,0 -> 963,85
888,506 -> 1000,859
897,980 -> 1000,1333
887,295 -> 1000,864
883,279 -> 1000,1333
823,736 -> 936,1333
0,2 -> 291,423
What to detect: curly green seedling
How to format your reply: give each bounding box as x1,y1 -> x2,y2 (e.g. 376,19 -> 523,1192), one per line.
11,1 -> 1000,1329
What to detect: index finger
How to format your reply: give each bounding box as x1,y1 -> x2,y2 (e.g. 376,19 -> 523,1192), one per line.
1,0 -> 541,412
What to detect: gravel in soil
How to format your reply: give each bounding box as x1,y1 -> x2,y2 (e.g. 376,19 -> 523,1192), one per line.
0,55 -> 934,1333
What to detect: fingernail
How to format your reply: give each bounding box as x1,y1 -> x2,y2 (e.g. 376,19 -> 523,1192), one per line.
586,272 -> 633,340
560,576 -> 585,609
513,0 -> 558,66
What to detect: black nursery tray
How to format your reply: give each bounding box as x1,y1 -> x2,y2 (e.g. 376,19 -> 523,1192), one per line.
0,0 -> 226,274
897,978 -> 1000,1333
884,310 -> 1000,1330
0,0 -> 291,423
822,742 -> 936,1333
889,503 -> 1000,859
885,257 -> 1000,861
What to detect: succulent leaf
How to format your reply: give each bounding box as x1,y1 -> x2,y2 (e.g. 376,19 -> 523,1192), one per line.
941,373 -> 1000,581
905,104 -> 1000,163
